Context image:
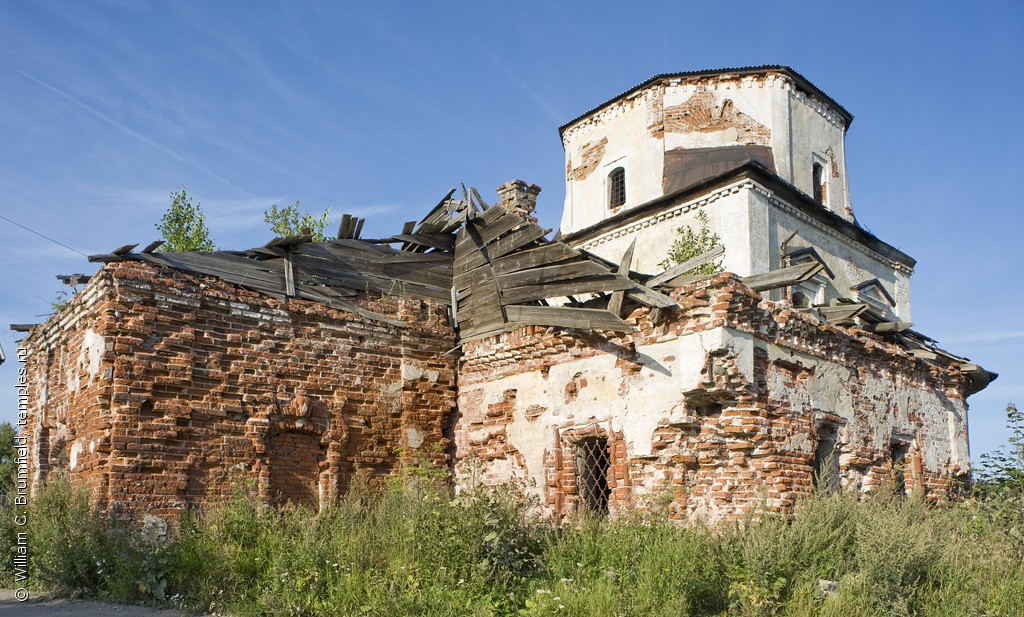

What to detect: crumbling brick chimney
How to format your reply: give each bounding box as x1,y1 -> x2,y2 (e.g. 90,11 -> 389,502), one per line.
496,180 -> 541,224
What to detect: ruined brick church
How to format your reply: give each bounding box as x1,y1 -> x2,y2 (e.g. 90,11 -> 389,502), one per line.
17,66 -> 994,527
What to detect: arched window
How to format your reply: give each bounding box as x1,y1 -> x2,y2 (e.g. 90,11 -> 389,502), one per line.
812,162 -> 826,205
812,425 -> 840,494
608,167 -> 625,209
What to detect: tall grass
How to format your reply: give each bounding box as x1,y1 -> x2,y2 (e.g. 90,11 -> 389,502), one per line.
1,473 -> 1021,616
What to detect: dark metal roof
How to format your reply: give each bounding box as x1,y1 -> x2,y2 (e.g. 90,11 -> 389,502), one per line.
558,65 -> 854,138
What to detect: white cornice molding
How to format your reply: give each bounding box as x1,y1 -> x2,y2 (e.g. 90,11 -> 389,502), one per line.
577,181 -> 748,251
576,179 -> 914,275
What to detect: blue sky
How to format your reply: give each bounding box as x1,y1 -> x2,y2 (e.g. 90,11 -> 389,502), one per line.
0,1 -> 1021,460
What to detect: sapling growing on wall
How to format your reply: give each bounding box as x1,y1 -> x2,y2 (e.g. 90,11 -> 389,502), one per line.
264,201 -> 332,241
975,402 -> 1023,497
658,210 -> 724,274
156,188 -> 216,252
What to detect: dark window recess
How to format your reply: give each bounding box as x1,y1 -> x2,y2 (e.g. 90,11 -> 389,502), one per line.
576,437 -> 611,513
792,290 -> 811,308
891,441 -> 909,496
609,167 -> 626,209
812,426 -> 840,494
812,163 -> 825,204
695,402 -> 724,416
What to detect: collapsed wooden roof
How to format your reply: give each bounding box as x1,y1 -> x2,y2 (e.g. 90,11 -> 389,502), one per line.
61,187 -> 995,391
85,189 -> 675,340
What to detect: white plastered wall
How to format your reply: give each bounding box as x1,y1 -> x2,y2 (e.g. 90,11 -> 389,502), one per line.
458,326 -> 968,509
561,87 -> 665,234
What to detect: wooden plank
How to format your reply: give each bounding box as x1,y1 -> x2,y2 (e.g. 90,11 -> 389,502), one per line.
88,253 -> 128,263
455,249 -> 583,292
289,256 -> 451,302
504,305 -> 632,333
655,273 -> 707,289
353,218 -> 365,239
10,324 -> 38,332
438,207 -> 471,234
265,233 -> 312,248
861,321 -> 913,333
390,233 -> 455,251
818,304 -> 868,324
624,285 -> 678,309
141,240 -> 164,254
293,249 -> 454,289
141,253 -> 287,292
479,204 -> 508,225
401,221 -> 416,235
414,189 -> 458,231
309,241 -> 452,264
471,187 -> 490,210
491,243 -> 579,276
453,224 -> 547,272
647,245 -> 725,288
310,285 -> 358,298
284,253 -> 296,297
501,274 -> 631,304
337,214 -> 352,239
112,243 -> 139,255
457,212 -> 525,249
741,262 -> 824,292
497,260 -> 608,289
909,349 -> 938,360
56,274 -> 90,286
608,239 -> 636,317
458,301 -> 504,327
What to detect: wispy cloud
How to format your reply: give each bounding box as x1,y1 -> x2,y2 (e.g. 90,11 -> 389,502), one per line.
469,40 -> 564,123
0,62 -> 248,194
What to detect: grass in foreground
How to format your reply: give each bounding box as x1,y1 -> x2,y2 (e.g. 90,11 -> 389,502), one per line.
1,473 -> 1022,617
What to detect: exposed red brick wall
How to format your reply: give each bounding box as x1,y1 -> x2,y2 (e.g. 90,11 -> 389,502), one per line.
663,90 -> 771,145
21,260 -> 457,525
456,273 -> 974,523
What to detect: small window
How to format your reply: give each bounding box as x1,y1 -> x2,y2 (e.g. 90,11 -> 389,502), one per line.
608,167 -> 626,209
812,425 -> 840,494
891,441 -> 909,497
576,437 -> 610,513
812,163 -> 826,205
811,162 -> 827,203
792,290 -> 811,308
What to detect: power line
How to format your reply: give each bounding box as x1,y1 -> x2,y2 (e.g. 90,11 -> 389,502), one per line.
0,214 -> 89,258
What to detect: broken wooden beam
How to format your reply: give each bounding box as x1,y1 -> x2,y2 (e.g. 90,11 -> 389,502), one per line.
503,305 -> 632,333
861,321 -> 913,334
337,214 -> 353,239
647,245 -> 725,288
741,262 -> 824,292
87,253 -> 129,263
817,304 -> 868,325
141,240 -> 164,254
56,274 -> 90,286
608,239 -> 636,317
10,324 -> 37,332
112,243 -> 139,256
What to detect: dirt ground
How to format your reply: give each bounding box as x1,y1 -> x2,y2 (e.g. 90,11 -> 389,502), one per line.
0,589 -> 190,616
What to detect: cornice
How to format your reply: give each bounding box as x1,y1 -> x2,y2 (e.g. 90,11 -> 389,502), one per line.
576,178 -> 915,275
